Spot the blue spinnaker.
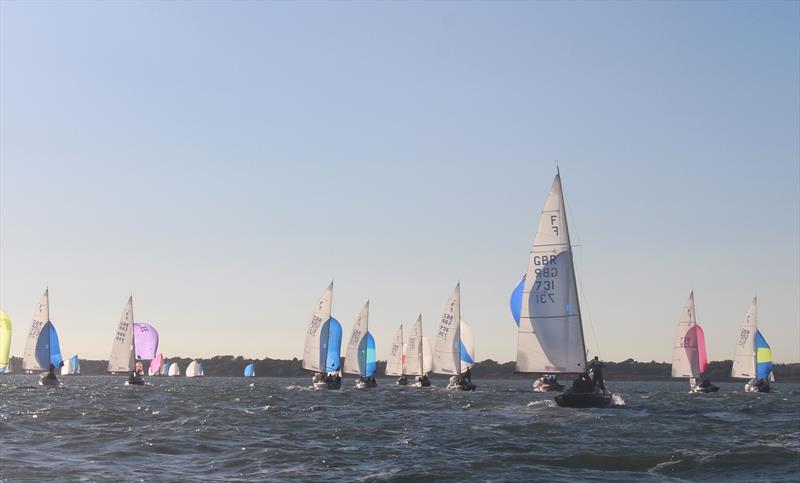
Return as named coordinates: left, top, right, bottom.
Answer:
left=163, top=362, right=171, bottom=375
left=325, top=317, right=342, bottom=373
left=755, top=330, right=772, bottom=380
left=244, top=362, right=255, bottom=377
left=460, top=340, right=474, bottom=365
left=70, top=355, right=79, bottom=374
left=34, top=322, right=63, bottom=369
left=364, top=332, right=377, bottom=377
left=510, top=275, right=525, bottom=327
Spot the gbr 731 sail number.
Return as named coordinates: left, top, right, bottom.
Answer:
left=533, top=255, right=558, bottom=303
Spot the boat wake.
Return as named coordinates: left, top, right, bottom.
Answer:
left=610, top=393, right=626, bottom=406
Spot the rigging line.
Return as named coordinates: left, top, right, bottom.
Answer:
left=562, top=187, right=602, bottom=359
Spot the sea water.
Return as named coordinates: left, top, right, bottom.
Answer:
left=1, top=377, right=798, bottom=481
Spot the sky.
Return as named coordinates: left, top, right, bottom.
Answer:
left=1, top=1, right=798, bottom=365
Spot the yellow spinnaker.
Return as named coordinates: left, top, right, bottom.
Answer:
left=0, top=309, right=11, bottom=373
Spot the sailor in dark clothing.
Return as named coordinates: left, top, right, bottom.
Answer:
left=463, top=367, right=472, bottom=384
left=588, top=356, right=606, bottom=394
left=45, top=363, right=58, bottom=380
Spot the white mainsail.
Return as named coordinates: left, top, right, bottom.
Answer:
left=107, top=296, right=135, bottom=373
left=516, top=171, right=587, bottom=374
left=671, top=292, right=702, bottom=378
left=385, top=324, right=405, bottom=376
left=432, top=283, right=461, bottom=375
left=405, top=315, right=425, bottom=376
left=302, top=282, right=333, bottom=373
left=22, top=289, right=50, bottom=371
left=460, top=319, right=475, bottom=372
left=732, top=297, right=758, bottom=378
left=343, top=301, right=369, bottom=375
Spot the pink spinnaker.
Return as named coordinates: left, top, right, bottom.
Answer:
left=149, top=353, right=163, bottom=375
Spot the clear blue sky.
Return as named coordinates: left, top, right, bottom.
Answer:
left=1, top=1, right=798, bottom=364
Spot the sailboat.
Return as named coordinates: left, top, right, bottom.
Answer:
left=405, top=315, right=433, bottom=387
left=432, top=283, right=476, bottom=391
left=107, top=296, right=145, bottom=385
left=302, top=282, right=343, bottom=390
left=0, top=309, right=11, bottom=375
left=515, top=169, right=614, bottom=407
left=167, top=361, right=181, bottom=376
left=732, top=296, right=774, bottom=393
left=186, top=360, right=204, bottom=377
left=671, top=292, right=718, bottom=393
left=385, top=324, right=407, bottom=385
left=23, top=289, right=64, bottom=386
left=149, top=353, right=164, bottom=376
left=244, top=362, right=255, bottom=377
left=61, top=355, right=80, bottom=376
left=343, top=301, right=378, bottom=389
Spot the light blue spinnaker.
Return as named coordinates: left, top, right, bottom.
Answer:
left=510, top=275, right=525, bottom=327
left=34, top=322, right=63, bottom=369
left=755, top=330, right=772, bottom=380
left=460, top=340, right=474, bottom=365
left=163, top=361, right=172, bottom=375
left=324, top=317, right=343, bottom=373
left=244, top=362, right=255, bottom=377
left=364, top=332, right=377, bottom=377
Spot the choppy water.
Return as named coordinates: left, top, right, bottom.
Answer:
left=1, top=376, right=798, bottom=481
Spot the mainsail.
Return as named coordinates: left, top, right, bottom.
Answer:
left=302, top=282, right=334, bottom=373
left=732, top=297, right=758, bottom=379
left=244, top=362, right=255, bottom=377
left=460, top=319, right=475, bottom=372
left=149, top=353, right=164, bottom=376
left=0, top=309, right=11, bottom=374
left=23, top=289, right=63, bottom=371
left=671, top=292, right=708, bottom=379
left=405, top=315, right=424, bottom=376
left=108, top=297, right=135, bottom=373
left=133, top=323, right=159, bottom=360
left=385, top=325, right=405, bottom=376
left=343, top=301, right=372, bottom=376
left=516, top=171, right=587, bottom=374
left=432, top=283, right=462, bottom=375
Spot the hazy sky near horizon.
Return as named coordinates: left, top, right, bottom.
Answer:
left=1, top=1, right=798, bottom=365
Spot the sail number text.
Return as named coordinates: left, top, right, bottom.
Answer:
left=532, top=254, right=558, bottom=303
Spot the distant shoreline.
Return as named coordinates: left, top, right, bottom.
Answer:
left=7, top=356, right=800, bottom=382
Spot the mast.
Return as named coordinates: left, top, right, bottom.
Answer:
left=557, top=168, right=589, bottom=371
left=752, top=295, right=758, bottom=378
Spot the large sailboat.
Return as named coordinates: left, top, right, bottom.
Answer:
left=732, top=296, right=774, bottom=393
left=23, top=289, right=64, bottom=386
left=343, top=301, right=378, bottom=389
left=671, top=292, right=718, bottom=393
left=432, top=283, right=476, bottom=391
left=107, top=296, right=145, bottom=385
left=0, top=309, right=11, bottom=374
left=302, top=282, right=343, bottom=390
left=405, top=315, right=433, bottom=387
left=515, top=169, right=613, bottom=407
left=385, top=324, right=407, bottom=385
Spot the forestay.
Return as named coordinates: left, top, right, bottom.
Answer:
left=108, top=297, right=135, bottom=373
left=516, top=172, right=586, bottom=375
left=302, top=282, right=333, bottom=373
left=385, top=325, right=405, bottom=376
left=432, top=283, right=462, bottom=375
left=732, top=297, right=758, bottom=378
left=344, top=301, right=370, bottom=376
left=671, top=292, right=708, bottom=379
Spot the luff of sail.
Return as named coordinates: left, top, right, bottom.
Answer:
left=385, top=325, right=405, bottom=376
left=344, top=301, right=370, bottom=376
left=23, top=289, right=51, bottom=371
left=405, top=315, right=425, bottom=376
left=732, top=297, right=758, bottom=378
left=0, top=309, right=11, bottom=374
left=671, top=292, right=708, bottom=379
left=516, top=172, right=587, bottom=375
left=302, top=282, right=333, bottom=373
left=432, top=283, right=461, bottom=375
left=108, top=297, right=135, bottom=373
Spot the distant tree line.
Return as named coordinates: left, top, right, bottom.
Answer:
left=6, top=356, right=799, bottom=381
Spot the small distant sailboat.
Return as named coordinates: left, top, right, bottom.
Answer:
left=0, top=309, right=11, bottom=375
left=671, top=292, right=718, bottom=393
left=732, top=296, right=774, bottom=393
left=167, top=362, right=181, bottom=376
left=244, top=362, right=255, bottom=377
left=302, top=282, right=343, bottom=390
left=405, top=315, right=432, bottom=387
left=432, top=283, right=476, bottom=391
left=515, top=169, right=615, bottom=407
left=23, top=289, right=64, bottom=386
left=385, top=324, right=407, bottom=385
left=107, top=296, right=145, bottom=386
left=344, top=301, right=377, bottom=389
left=61, top=355, right=80, bottom=376
left=148, top=353, right=164, bottom=376
left=186, top=360, right=204, bottom=378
